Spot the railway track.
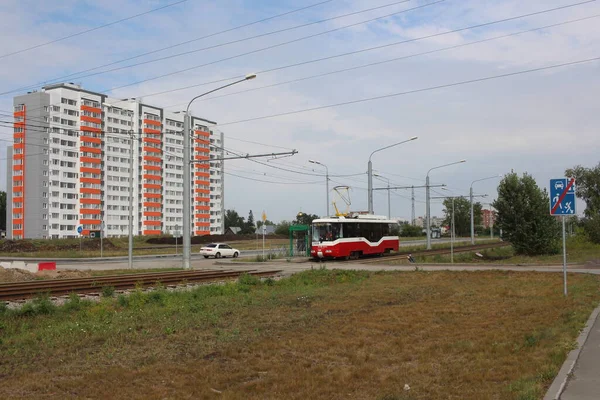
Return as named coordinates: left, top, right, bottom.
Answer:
left=0, top=269, right=281, bottom=301
left=360, top=242, right=511, bottom=264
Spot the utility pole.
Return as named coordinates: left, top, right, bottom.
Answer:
left=128, top=110, right=135, bottom=269
left=411, top=186, right=415, bottom=226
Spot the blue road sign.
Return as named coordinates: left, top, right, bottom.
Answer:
left=550, top=178, right=576, bottom=216
left=77, top=226, right=83, bottom=234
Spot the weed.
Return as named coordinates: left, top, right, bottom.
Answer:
left=0, top=301, right=7, bottom=315
left=63, top=293, right=82, bottom=312
left=31, top=294, right=56, bottom=315
left=238, top=273, right=260, bottom=286
left=147, top=290, right=166, bottom=306
left=263, top=277, right=275, bottom=286
left=117, top=294, right=129, bottom=307
left=101, top=286, right=115, bottom=298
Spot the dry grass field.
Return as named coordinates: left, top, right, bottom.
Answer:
left=1, top=269, right=599, bottom=399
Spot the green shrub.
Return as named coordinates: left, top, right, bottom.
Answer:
left=117, top=294, right=129, bottom=307
left=31, top=294, right=56, bottom=315
left=102, top=286, right=115, bottom=298
left=238, top=273, right=260, bottom=286
left=0, top=301, right=7, bottom=315
left=63, top=293, right=82, bottom=311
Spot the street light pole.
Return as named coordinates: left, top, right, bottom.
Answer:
left=368, top=137, right=418, bottom=214
left=470, top=174, right=502, bottom=244
left=128, top=111, right=134, bottom=269
left=426, top=160, right=466, bottom=249
left=183, top=74, right=257, bottom=269
left=309, top=160, right=329, bottom=217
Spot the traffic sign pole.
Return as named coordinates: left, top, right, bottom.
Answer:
left=562, top=216, right=567, bottom=297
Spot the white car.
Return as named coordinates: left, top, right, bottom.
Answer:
left=199, top=243, right=240, bottom=259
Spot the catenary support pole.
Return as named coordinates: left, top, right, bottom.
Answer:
left=183, top=112, right=191, bottom=269
left=470, top=186, right=474, bottom=244
left=128, top=113, right=134, bottom=270
left=426, top=175, right=431, bottom=249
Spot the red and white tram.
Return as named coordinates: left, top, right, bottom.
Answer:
left=311, top=215, right=399, bottom=260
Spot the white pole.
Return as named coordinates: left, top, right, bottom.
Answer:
left=100, top=223, right=103, bottom=258
left=426, top=175, right=431, bottom=249
left=451, top=198, right=455, bottom=264
left=128, top=113, right=134, bottom=270
left=563, top=216, right=567, bottom=296
left=182, top=112, right=191, bottom=269
left=262, top=228, right=265, bottom=260
left=367, top=160, right=373, bottom=214
left=470, top=186, right=474, bottom=244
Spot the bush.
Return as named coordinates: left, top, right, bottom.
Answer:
left=63, top=293, right=82, bottom=312
left=400, top=224, right=424, bottom=237
left=238, top=273, right=260, bottom=286
left=0, top=301, right=7, bottom=315
left=102, top=286, right=115, bottom=298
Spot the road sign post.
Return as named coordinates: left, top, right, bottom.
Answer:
left=100, top=222, right=105, bottom=258
left=262, top=211, right=267, bottom=261
left=174, top=225, right=180, bottom=256
left=550, top=178, right=576, bottom=297
left=77, top=226, right=83, bottom=252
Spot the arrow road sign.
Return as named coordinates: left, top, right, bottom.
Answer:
left=77, top=226, right=83, bottom=234
left=550, top=178, right=576, bottom=216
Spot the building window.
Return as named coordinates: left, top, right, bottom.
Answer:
left=43, top=203, right=47, bottom=209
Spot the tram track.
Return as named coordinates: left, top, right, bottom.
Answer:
left=359, top=242, right=511, bottom=264
left=0, top=269, right=282, bottom=301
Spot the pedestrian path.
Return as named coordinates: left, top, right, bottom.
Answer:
left=560, top=310, right=600, bottom=399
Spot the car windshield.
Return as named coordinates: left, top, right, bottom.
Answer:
left=205, top=244, right=217, bottom=248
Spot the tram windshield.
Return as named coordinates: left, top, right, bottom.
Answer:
left=312, top=223, right=342, bottom=242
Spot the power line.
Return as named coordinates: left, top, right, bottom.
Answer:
left=215, top=56, right=600, bottom=126
left=0, top=0, right=335, bottom=96
left=5, top=1, right=593, bottom=120
left=0, top=0, right=189, bottom=60
left=164, top=13, right=600, bottom=108
left=225, top=171, right=322, bottom=185
left=3, top=0, right=416, bottom=92
left=102, top=1, right=445, bottom=93
left=121, top=0, right=597, bottom=104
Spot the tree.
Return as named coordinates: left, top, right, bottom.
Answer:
left=442, top=197, right=482, bottom=237
left=224, top=209, right=245, bottom=230
left=0, top=191, right=6, bottom=231
left=293, top=212, right=319, bottom=226
left=566, top=163, right=600, bottom=243
left=275, top=221, right=291, bottom=235
left=242, top=210, right=256, bottom=234
left=493, top=172, right=561, bottom=255
left=257, top=219, right=274, bottom=228
left=400, top=224, right=424, bottom=237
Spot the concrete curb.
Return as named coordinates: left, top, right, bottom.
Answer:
left=543, top=304, right=600, bottom=400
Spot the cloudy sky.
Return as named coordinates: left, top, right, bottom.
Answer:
left=0, top=0, right=598, bottom=222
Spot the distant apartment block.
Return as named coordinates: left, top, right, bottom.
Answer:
left=6, top=83, right=224, bottom=239
left=481, top=208, right=497, bottom=229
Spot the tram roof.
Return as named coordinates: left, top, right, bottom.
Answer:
left=312, top=215, right=398, bottom=224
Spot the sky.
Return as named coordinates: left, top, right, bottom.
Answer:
left=0, top=0, right=598, bottom=222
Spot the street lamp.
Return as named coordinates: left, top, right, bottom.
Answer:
left=373, top=173, right=391, bottom=219
left=470, top=174, right=502, bottom=244
left=309, top=159, right=329, bottom=217
left=183, top=73, right=257, bottom=269
left=426, top=160, right=466, bottom=249
left=368, top=136, right=418, bottom=214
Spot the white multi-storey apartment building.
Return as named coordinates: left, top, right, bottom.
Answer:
left=6, top=83, right=224, bottom=239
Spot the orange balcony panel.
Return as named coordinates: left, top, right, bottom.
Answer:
left=196, top=189, right=210, bottom=195
left=14, top=110, right=25, bottom=117
left=81, top=146, right=102, bottom=154
left=195, top=164, right=209, bottom=170
left=13, top=197, right=24, bottom=203
left=13, top=218, right=23, bottom=225
left=143, top=155, right=161, bottom=163
left=195, top=222, right=210, bottom=227
left=81, top=105, right=102, bottom=114
left=143, top=230, right=162, bottom=235
left=143, top=128, right=161, bottom=134
left=194, top=180, right=209, bottom=185
left=80, top=167, right=102, bottom=174
left=194, top=171, right=210, bottom=177
left=143, top=184, right=161, bottom=190
left=80, top=115, right=102, bottom=124
left=14, top=143, right=24, bottom=150
left=195, top=231, right=210, bottom=236
left=143, top=137, right=161, bottom=145
left=81, top=156, right=102, bottom=164
left=195, top=196, right=209, bottom=201
left=13, top=207, right=23, bottom=214
left=80, top=219, right=101, bottom=225
left=143, top=202, right=162, bottom=208
left=144, top=193, right=162, bottom=199
left=143, top=174, right=162, bottom=181
left=196, top=147, right=210, bottom=153
left=194, top=130, right=210, bottom=137
left=13, top=164, right=24, bottom=171
left=195, top=213, right=210, bottom=218
left=14, top=133, right=24, bottom=139
left=13, top=175, right=23, bottom=181
left=143, top=165, right=162, bottom=172
left=13, top=154, right=24, bottom=160
left=81, top=126, right=102, bottom=133
left=14, top=121, right=25, bottom=127
left=80, top=188, right=101, bottom=194
left=13, top=229, right=24, bottom=236
left=144, top=220, right=162, bottom=226
left=80, top=199, right=102, bottom=205
left=80, top=209, right=101, bottom=215
left=80, top=178, right=101, bottom=185
left=144, top=119, right=162, bottom=127
left=80, top=136, right=103, bottom=145
left=195, top=205, right=210, bottom=211
left=194, top=138, right=209, bottom=143
left=194, top=155, right=209, bottom=161
left=144, top=146, right=162, bottom=154
left=143, top=211, right=162, bottom=217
